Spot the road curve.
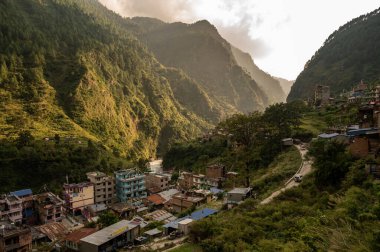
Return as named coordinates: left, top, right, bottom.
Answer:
left=260, top=144, right=312, bottom=205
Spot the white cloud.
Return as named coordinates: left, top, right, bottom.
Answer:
left=99, top=0, right=380, bottom=80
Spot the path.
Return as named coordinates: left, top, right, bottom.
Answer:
left=260, top=144, right=313, bottom=205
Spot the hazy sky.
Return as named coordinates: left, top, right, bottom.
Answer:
left=99, top=0, right=379, bottom=80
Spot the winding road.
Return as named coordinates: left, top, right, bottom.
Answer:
left=260, top=144, right=313, bottom=205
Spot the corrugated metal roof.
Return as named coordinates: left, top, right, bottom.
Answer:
left=190, top=208, right=217, bottom=221
left=10, top=189, right=32, bottom=197
left=80, top=220, right=138, bottom=246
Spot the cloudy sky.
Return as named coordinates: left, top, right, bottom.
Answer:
left=99, top=0, right=379, bottom=80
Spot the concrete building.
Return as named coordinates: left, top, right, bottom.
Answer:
left=63, top=183, right=94, bottom=216
left=10, top=189, right=34, bottom=225
left=86, top=172, right=115, bottom=205
left=206, top=164, right=225, bottom=180
left=227, top=188, right=252, bottom=204
left=178, top=218, right=193, bottom=235
left=34, top=192, right=64, bottom=224
left=315, top=85, right=330, bottom=106
left=79, top=220, right=139, bottom=252
left=167, top=194, right=205, bottom=213
left=145, top=173, right=170, bottom=194
left=0, top=194, right=23, bottom=224
left=178, top=172, right=194, bottom=190
left=0, top=221, right=32, bottom=252
left=115, top=169, right=146, bottom=204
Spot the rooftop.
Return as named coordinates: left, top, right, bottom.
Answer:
left=88, top=204, right=108, bottom=213
left=173, top=194, right=204, bottom=203
left=63, top=182, right=93, bottom=189
left=190, top=208, right=218, bottom=221
left=144, top=210, right=176, bottom=223
left=37, top=222, right=69, bottom=241
left=178, top=218, right=193, bottom=225
left=146, top=194, right=166, bottom=205
left=158, top=189, right=180, bottom=202
left=80, top=220, right=138, bottom=246
left=318, top=133, right=340, bottom=139
left=228, top=187, right=251, bottom=195
left=86, top=171, right=107, bottom=178
left=144, top=228, right=162, bottom=236
left=10, top=189, right=33, bottom=197
left=65, top=228, right=97, bottom=243
left=34, top=192, right=64, bottom=206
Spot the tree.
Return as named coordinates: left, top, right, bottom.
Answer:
left=97, top=211, right=119, bottom=229
left=16, top=130, right=34, bottom=148
left=308, top=139, right=352, bottom=188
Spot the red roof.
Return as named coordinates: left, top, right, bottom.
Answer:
left=65, top=228, right=98, bottom=243
left=147, top=194, right=165, bottom=205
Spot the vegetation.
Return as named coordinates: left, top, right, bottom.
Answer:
left=188, top=137, right=380, bottom=251
left=0, top=132, right=131, bottom=193
left=164, top=102, right=305, bottom=187
left=288, top=7, right=380, bottom=101
left=97, top=211, right=120, bottom=229
left=133, top=18, right=269, bottom=114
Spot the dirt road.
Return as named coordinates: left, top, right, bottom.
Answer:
left=260, top=144, right=312, bottom=205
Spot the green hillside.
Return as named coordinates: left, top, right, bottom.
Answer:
left=0, top=0, right=221, bottom=158
left=132, top=18, right=269, bottom=114
left=288, top=7, right=380, bottom=101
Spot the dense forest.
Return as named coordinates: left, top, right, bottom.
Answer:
left=288, top=7, right=380, bottom=101
left=0, top=0, right=285, bottom=162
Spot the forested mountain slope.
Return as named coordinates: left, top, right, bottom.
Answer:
left=132, top=17, right=269, bottom=114
left=0, top=0, right=223, bottom=158
left=288, top=7, right=380, bottom=101
left=231, top=46, right=286, bottom=103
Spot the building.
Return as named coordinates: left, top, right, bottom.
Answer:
left=145, top=173, right=170, bottom=194
left=146, top=159, right=163, bottom=173
left=315, top=85, right=330, bottom=106
left=178, top=172, right=194, bottom=189
left=167, top=194, right=205, bottom=213
left=115, top=169, right=147, bottom=204
left=0, top=194, right=23, bottom=224
left=227, top=188, right=252, bottom=204
left=163, top=208, right=217, bottom=235
left=79, top=220, right=140, bottom=252
left=178, top=219, right=193, bottom=235
left=143, top=209, right=176, bottom=223
left=108, top=203, right=136, bottom=219
left=63, top=183, right=94, bottom=216
left=34, top=192, right=64, bottom=224
left=65, top=228, right=97, bottom=251
left=206, top=164, right=225, bottom=180
left=86, top=172, right=115, bottom=205
left=10, top=189, right=34, bottom=225
left=0, top=221, right=32, bottom=252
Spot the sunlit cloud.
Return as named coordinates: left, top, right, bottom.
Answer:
left=99, top=0, right=380, bottom=80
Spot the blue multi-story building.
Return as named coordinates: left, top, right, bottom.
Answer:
left=115, top=169, right=147, bottom=204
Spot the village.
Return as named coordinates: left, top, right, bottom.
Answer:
left=1, top=81, right=380, bottom=252
left=0, top=155, right=256, bottom=252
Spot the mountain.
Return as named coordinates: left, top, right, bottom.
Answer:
left=231, top=46, right=286, bottom=103
left=275, top=77, right=294, bottom=97
left=288, top=7, right=380, bottom=101
left=0, top=0, right=220, bottom=158
left=131, top=17, right=269, bottom=114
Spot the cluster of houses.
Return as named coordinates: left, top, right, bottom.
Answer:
left=314, top=81, right=380, bottom=107
left=0, top=159, right=254, bottom=251
left=316, top=82, right=380, bottom=178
